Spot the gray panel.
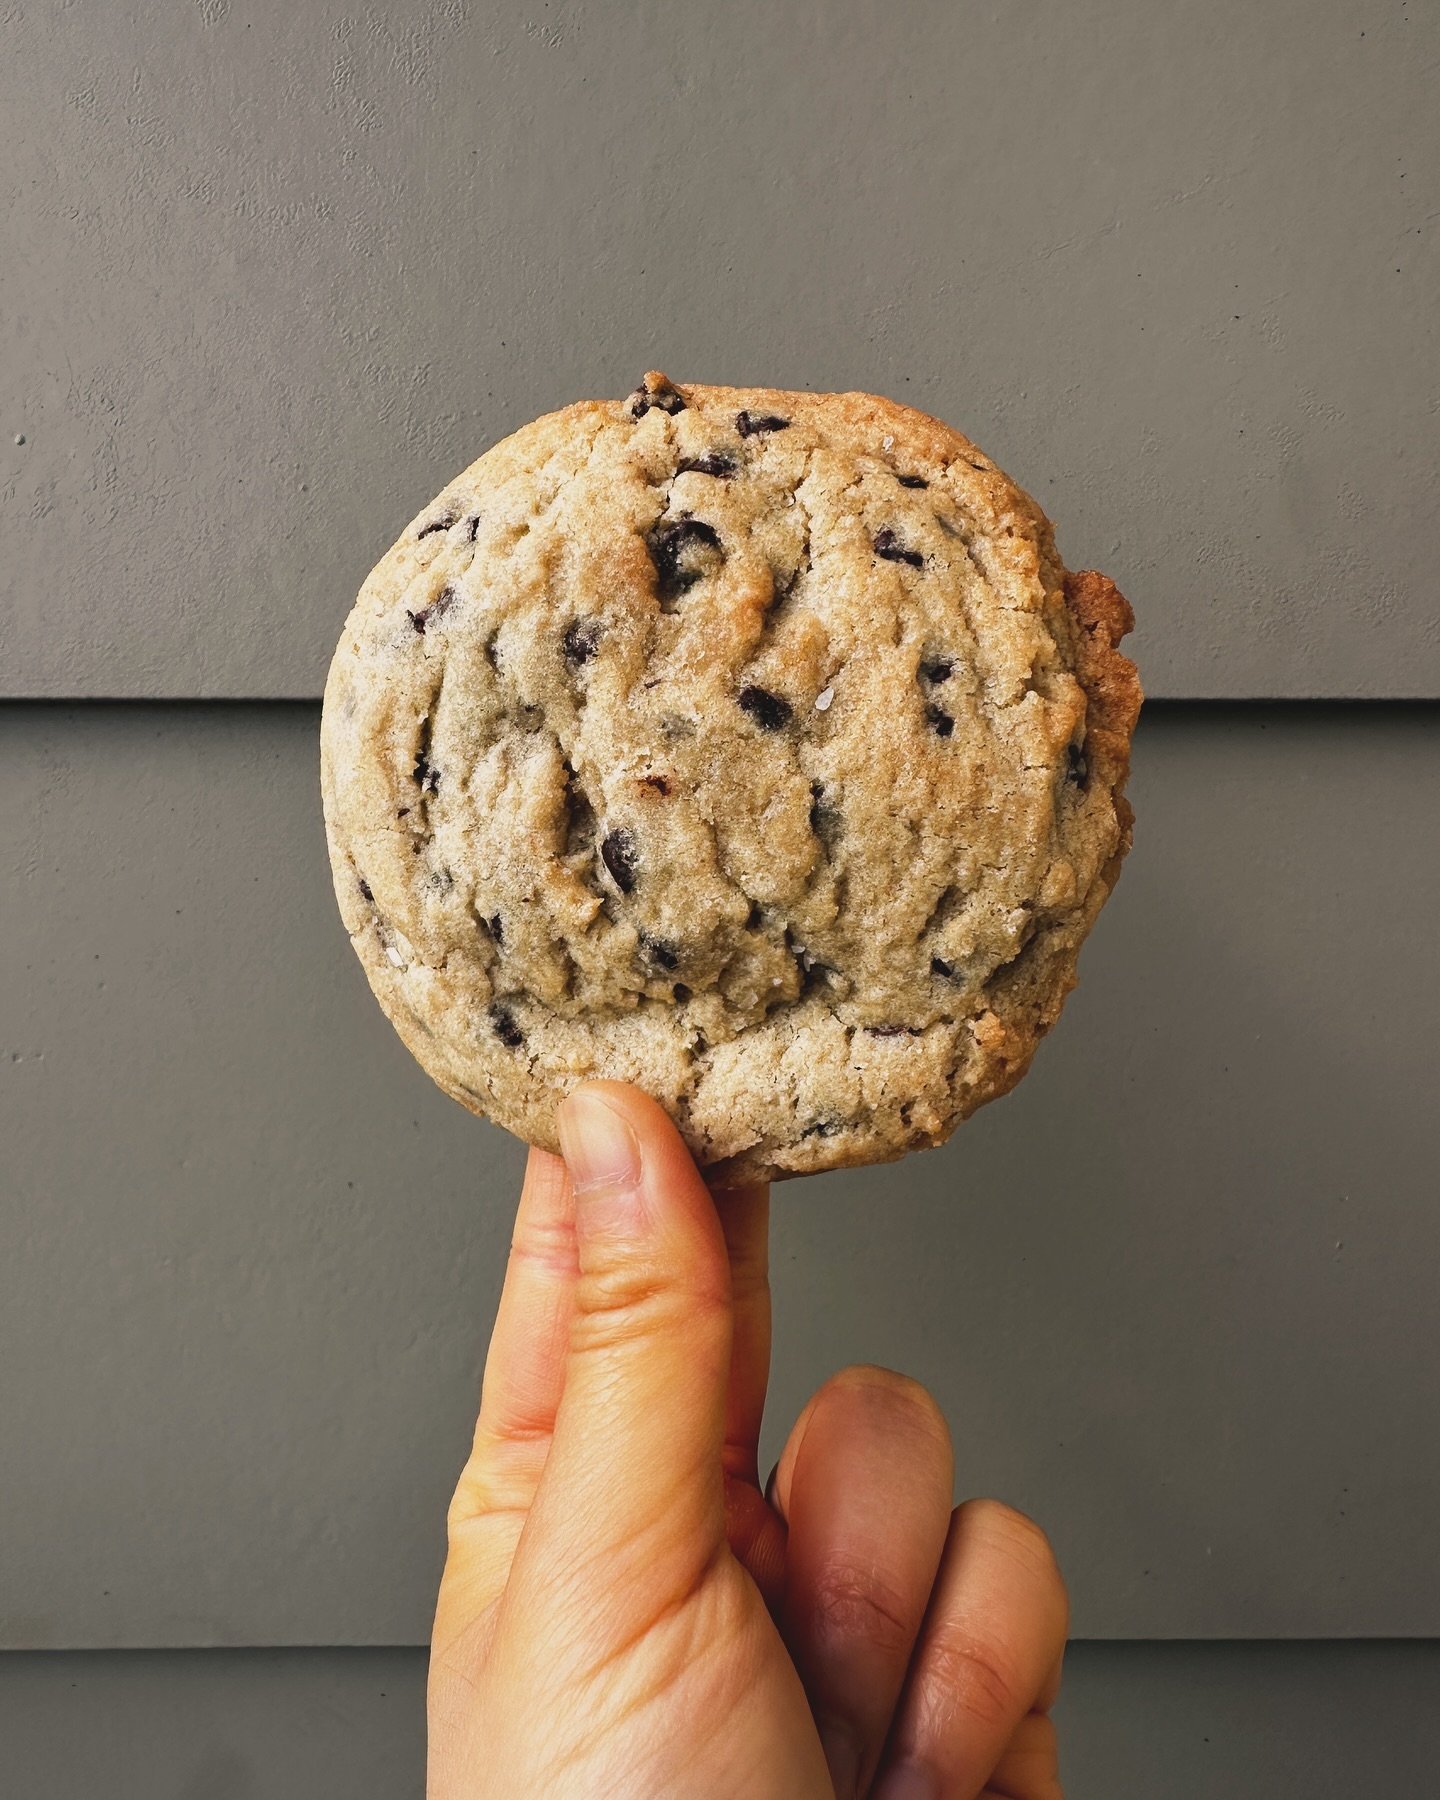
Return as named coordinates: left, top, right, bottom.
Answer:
left=2, top=0, right=1437, bottom=701
left=0, top=1649, right=425, bottom=1800
left=2, top=705, right=1438, bottom=1646
left=3, top=1643, right=1439, bottom=1800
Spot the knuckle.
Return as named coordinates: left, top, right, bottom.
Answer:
left=572, top=1261, right=727, bottom=1352
left=921, top=1627, right=1026, bottom=1734
left=808, top=1557, right=916, bottom=1660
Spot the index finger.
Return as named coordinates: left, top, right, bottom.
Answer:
left=713, top=1181, right=771, bottom=1485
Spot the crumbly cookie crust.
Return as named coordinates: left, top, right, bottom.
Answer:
left=322, top=374, right=1140, bottom=1182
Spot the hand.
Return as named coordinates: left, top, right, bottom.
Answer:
left=429, top=1081, right=1068, bottom=1799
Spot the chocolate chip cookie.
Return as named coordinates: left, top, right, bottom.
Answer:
left=321, top=373, right=1140, bottom=1182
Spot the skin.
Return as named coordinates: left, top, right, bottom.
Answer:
left=430, top=1081, right=1069, bottom=1799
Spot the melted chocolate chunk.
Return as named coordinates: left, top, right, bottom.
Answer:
left=676, top=451, right=738, bottom=478
left=415, top=510, right=457, bottom=540
left=931, top=956, right=957, bottom=979
left=640, top=933, right=679, bottom=971
left=628, top=374, right=686, bottom=418
left=736, top=410, right=790, bottom=437
left=1067, top=742, right=1090, bottom=788
left=673, top=982, right=693, bottom=1003
left=874, top=528, right=924, bottom=568
left=490, top=1004, right=524, bottom=1049
left=919, top=656, right=954, bottom=684
left=357, top=877, right=374, bottom=903
left=600, top=828, right=638, bottom=894
left=896, top=473, right=929, bottom=489
left=407, top=584, right=458, bottom=634
left=562, top=617, right=602, bottom=667
left=925, top=704, right=955, bottom=738
left=648, top=517, right=724, bottom=606
left=737, top=685, right=792, bottom=731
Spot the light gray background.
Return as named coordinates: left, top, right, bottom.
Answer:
left=2, top=0, right=1437, bottom=699
left=3, top=0, right=1437, bottom=1791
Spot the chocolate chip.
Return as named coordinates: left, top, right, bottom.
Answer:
left=357, top=877, right=374, bottom=903
left=407, top=584, right=458, bottom=634
left=647, top=517, right=724, bottom=607
left=1067, top=742, right=1089, bottom=787
left=640, top=773, right=672, bottom=796
left=628, top=373, right=686, bottom=418
left=925, top=704, right=955, bottom=738
left=465, top=514, right=481, bottom=542
left=640, top=933, right=679, bottom=971
left=738, top=685, right=792, bottom=731
left=919, top=656, right=954, bottom=684
left=736, top=410, right=790, bottom=437
left=416, top=510, right=457, bottom=539
left=676, top=451, right=738, bottom=478
left=562, top=617, right=602, bottom=666
left=673, top=982, right=693, bottom=1003
left=897, top=474, right=929, bottom=489
left=600, top=829, right=638, bottom=894
left=490, top=1005, right=524, bottom=1049
left=931, top=956, right=957, bottom=979
left=874, top=528, right=924, bottom=568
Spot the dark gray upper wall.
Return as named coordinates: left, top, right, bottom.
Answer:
left=3, top=0, right=1435, bottom=700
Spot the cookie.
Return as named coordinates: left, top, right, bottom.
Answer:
left=321, top=373, right=1140, bottom=1183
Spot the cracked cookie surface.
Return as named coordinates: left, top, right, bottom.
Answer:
left=321, top=373, right=1140, bottom=1182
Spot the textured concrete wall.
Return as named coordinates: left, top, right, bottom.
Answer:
left=3, top=0, right=1437, bottom=699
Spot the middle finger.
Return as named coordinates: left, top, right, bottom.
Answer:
left=773, top=1365, right=954, bottom=1799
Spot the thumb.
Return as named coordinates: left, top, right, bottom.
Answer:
left=517, top=1081, right=734, bottom=1583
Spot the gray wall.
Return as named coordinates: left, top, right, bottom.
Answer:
left=5, top=705, right=1439, bottom=1646
left=3, top=0, right=1437, bottom=700
left=2, top=0, right=1436, bottom=1791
